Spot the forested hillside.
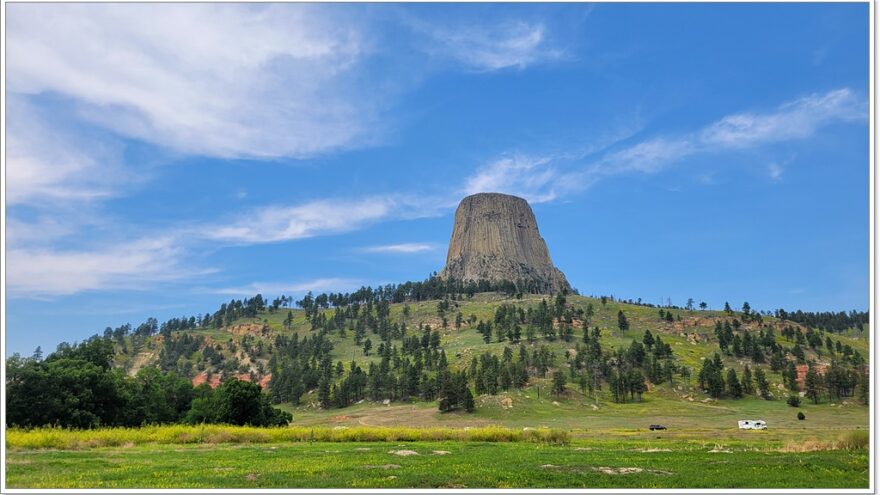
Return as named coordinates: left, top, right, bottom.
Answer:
left=10, top=275, right=866, bottom=429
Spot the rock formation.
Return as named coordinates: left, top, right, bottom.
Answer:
left=440, top=193, right=571, bottom=293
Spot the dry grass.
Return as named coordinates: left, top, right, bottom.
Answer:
left=778, top=430, right=869, bottom=452
left=6, top=425, right=569, bottom=450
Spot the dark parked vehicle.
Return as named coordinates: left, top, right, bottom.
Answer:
left=648, top=424, right=667, bottom=431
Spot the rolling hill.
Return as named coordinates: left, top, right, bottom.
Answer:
left=109, top=290, right=869, bottom=431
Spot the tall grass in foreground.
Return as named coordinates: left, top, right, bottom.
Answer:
left=7, top=425, right=569, bottom=450
left=779, top=430, right=869, bottom=452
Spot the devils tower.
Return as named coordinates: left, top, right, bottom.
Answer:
left=440, top=193, right=571, bottom=293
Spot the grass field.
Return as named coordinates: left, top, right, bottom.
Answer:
left=282, top=387, right=869, bottom=431
left=5, top=427, right=869, bottom=489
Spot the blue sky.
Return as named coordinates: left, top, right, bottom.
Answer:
left=5, top=3, right=869, bottom=355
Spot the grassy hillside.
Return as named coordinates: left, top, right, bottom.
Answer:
left=109, top=292, right=869, bottom=431
left=118, top=292, right=870, bottom=373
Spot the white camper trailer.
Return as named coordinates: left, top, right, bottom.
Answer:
left=738, top=420, right=767, bottom=430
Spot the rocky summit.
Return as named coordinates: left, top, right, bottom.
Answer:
left=439, top=192, right=571, bottom=293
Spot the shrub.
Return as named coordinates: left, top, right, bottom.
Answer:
left=786, top=395, right=801, bottom=407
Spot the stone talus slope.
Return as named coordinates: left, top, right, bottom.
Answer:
left=440, top=193, right=571, bottom=293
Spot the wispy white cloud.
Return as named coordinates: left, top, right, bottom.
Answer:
left=764, top=155, right=796, bottom=183
left=359, top=243, right=439, bottom=254
left=698, top=89, right=864, bottom=149
left=412, top=19, right=563, bottom=71
left=5, top=216, right=79, bottom=248
left=5, top=97, right=129, bottom=207
left=204, top=197, right=397, bottom=244
left=464, top=154, right=562, bottom=203
left=201, top=195, right=448, bottom=245
left=596, top=89, right=863, bottom=176
left=463, top=88, right=866, bottom=202
left=460, top=122, right=645, bottom=202
left=6, top=4, right=381, bottom=159
left=4, top=4, right=387, bottom=298
left=6, top=193, right=450, bottom=298
left=767, top=163, right=784, bottom=181
left=208, top=278, right=363, bottom=297
left=6, top=237, right=211, bottom=298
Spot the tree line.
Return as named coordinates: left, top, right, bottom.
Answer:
left=6, top=337, right=289, bottom=429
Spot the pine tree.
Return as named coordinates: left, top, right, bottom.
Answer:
left=755, top=367, right=771, bottom=400
left=552, top=370, right=567, bottom=397
left=785, top=361, right=799, bottom=391
left=742, top=365, right=754, bottom=395
left=318, top=377, right=332, bottom=409
left=463, top=388, right=476, bottom=413
left=702, top=353, right=725, bottom=398
left=805, top=366, right=823, bottom=404
left=857, top=370, right=870, bottom=405
left=617, top=311, right=629, bottom=332
left=726, top=369, right=743, bottom=398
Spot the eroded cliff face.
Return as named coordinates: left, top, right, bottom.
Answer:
left=439, top=193, right=570, bottom=293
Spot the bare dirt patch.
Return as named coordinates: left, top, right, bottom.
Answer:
left=363, top=464, right=400, bottom=470
left=388, top=450, right=420, bottom=456
left=594, top=466, right=672, bottom=475
left=432, top=450, right=451, bottom=455
left=595, top=466, right=644, bottom=475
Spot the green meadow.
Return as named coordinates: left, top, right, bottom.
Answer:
left=5, top=426, right=868, bottom=489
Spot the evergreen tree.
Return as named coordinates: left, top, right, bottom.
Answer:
left=755, top=367, right=771, bottom=399
left=617, top=311, right=629, bottom=332
left=784, top=361, right=799, bottom=391
left=741, top=365, right=754, bottom=395
left=805, top=366, right=823, bottom=404
left=552, top=370, right=567, bottom=397
left=726, top=369, right=743, bottom=398
left=463, top=387, right=476, bottom=412
left=857, top=370, right=870, bottom=405
left=318, top=377, right=332, bottom=409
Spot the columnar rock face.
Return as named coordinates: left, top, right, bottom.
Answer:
left=440, top=193, right=571, bottom=293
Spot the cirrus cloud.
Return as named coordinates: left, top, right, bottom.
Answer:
left=6, top=3, right=381, bottom=159
left=359, top=243, right=439, bottom=254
